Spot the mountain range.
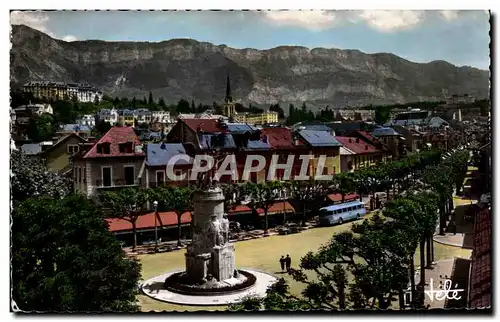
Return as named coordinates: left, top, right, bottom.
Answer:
left=10, top=24, right=490, bottom=110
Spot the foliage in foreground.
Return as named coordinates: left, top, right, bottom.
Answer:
left=12, top=195, right=142, bottom=312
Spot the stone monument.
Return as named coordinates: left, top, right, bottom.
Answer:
left=185, top=186, right=236, bottom=283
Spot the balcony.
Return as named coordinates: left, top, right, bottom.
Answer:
left=95, top=178, right=139, bottom=189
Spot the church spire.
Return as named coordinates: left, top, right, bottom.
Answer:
left=225, top=75, right=232, bottom=102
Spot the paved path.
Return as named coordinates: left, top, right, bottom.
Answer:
left=413, top=257, right=471, bottom=309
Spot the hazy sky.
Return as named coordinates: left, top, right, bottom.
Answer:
left=11, top=10, right=490, bottom=69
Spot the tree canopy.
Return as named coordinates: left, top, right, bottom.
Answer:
left=11, top=149, right=71, bottom=203
left=12, top=194, right=142, bottom=312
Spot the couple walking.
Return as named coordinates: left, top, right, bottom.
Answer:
left=279, top=254, right=291, bottom=272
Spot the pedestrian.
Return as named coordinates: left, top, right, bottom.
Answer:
left=285, top=254, right=291, bottom=272
left=279, top=255, right=285, bottom=272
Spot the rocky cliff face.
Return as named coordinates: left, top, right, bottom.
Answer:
left=10, top=24, right=489, bottom=109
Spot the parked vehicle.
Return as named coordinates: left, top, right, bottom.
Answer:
left=318, top=200, right=367, bottom=226
left=277, top=223, right=300, bottom=235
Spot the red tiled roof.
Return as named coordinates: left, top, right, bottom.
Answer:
left=106, top=211, right=192, bottom=232
left=256, top=201, right=295, bottom=215
left=357, top=131, right=378, bottom=145
left=260, top=127, right=305, bottom=149
left=84, top=126, right=145, bottom=159
left=335, top=136, right=381, bottom=154
left=181, top=119, right=223, bottom=133
left=328, top=193, right=360, bottom=203
left=469, top=208, right=492, bottom=308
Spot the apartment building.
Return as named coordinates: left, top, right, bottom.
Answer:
left=22, top=81, right=103, bottom=103
left=72, top=126, right=146, bottom=199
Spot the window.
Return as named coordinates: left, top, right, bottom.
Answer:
left=83, top=168, right=86, bottom=183
left=156, top=170, right=165, bottom=186
left=119, top=142, right=133, bottom=153
left=78, top=167, right=82, bottom=183
left=124, top=166, right=135, bottom=185
left=97, top=143, right=110, bottom=154
left=101, top=167, right=112, bottom=187
left=67, top=144, right=79, bottom=155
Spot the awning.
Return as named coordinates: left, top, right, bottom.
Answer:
left=327, top=193, right=359, bottom=203
left=106, top=211, right=192, bottom=232
left=256, top=201, right=295, bottom=216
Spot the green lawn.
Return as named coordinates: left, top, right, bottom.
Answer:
left=138, top=213, right=471, bottom=312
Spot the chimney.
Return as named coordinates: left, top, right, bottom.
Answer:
left=348, top=138, right=352, bottom=143
left=355, top=138, right=359, bottom=143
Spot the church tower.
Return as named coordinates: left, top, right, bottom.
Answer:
left=222, top=75, right=236, bottom=118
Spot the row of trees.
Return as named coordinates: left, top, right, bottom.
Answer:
left=99, top=150, right=444, bottom=250
left=229, top=149, right=470, bottom=311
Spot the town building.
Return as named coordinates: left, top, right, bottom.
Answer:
left=446, top=94, right=475, bottom=106
left=76, top=114, right=96, bottom=127
left=135, top=108, right=153, bottom=124
left=334, top=136, right=384, bottom=172
left=295, top=130, right=342, bottom=177
left=117, top=109, right=136, bottom=127
left=371, top=127, right=406, bottom=159
left=177, top=112, right=229, bottom=120
left=219, top=76, right=279, bottom=125
left=22, top=81, right=103, bottom=103
left=152, top=110, right=172, bottom=124
left=97, top=108, right=119, bottom=125
left=142, top=143, right=194, bottom=188
left=13, top=104, right=54, bottom=126
left=72, top=126, right=146, bottom=198
left=56, top=124, right=92, bottom=139
left=41, top=133, right=88, bottom=174
left=336, top=109, right=375, bottom=121
left=234, top=111, right=279, bottom=125
left=389, top=108, right=430, bottom=126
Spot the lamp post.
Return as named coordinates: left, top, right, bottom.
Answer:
left=153, top=200, right=159, bottom=252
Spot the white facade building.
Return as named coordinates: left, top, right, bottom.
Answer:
left=76, top=114, right=96, bottom=127
left=135, top=108, right=153, bottom=124
left=152, top=110, right=172, bottom=123
left=97, top=108, right=119, bottom=125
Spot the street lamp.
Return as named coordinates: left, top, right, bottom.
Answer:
left=153, top=200, right=159, bottom=252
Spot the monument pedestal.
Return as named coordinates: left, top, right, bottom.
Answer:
left=212, top=244, right=236, bottom=281
left=185, top=187, right=235, bottom=283
left=185, top=252, right=211, bottom=283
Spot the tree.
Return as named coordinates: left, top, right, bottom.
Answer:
left=191, top=100, right=196, bottom=113
left=94, top=120, right=112, bottom=136
left=164, top=187, right=193, bottom=247
left=330, top=172, right=356, bottom=202
left=219, top=183, right=246, bottom=214
left=289, top=180, right=328, bottom=226
left=94, top=94, right=100, bottom=105
left=27, top=113, right=54, bottom=142
left=131, top=97, right=137, bottom=109
left=11, top=149, right=71, bottom=203
left=243, top=181, right=283, bottom=235
left=12, top=194, right=141, bottom=312
left=270, top=103, right=285, bottom=119
left=99, top=188, right=149, bottom=250
left=374, top=105, right=391, bottom=125
left=158, top=97, right=166, bottom=108
left=177, top=99, right=191, bottom=114
left=113, top=97, right=121, bottom=107
left=148, top=92, right=154, bottom=105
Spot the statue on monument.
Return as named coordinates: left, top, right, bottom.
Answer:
left=221, top=213, right=230, bottom=244
left=208, top=214, right=223, bottom=247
